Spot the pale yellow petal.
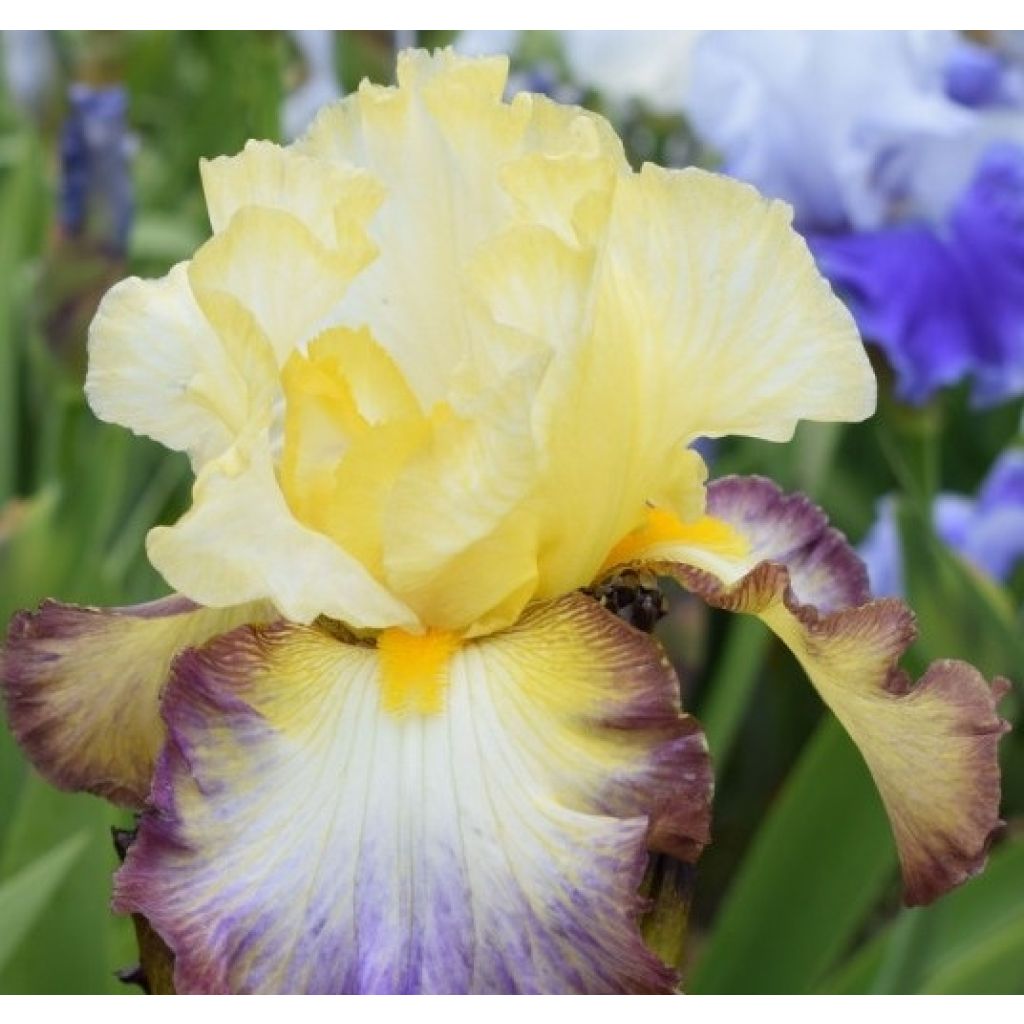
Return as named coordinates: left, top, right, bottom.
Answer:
left=86, top=264, right=254, bottom=467
left=395, top=502, right=541, bottom=638
left=187, top=206, right=373, bottom=365
left=147, top=432, right=417, bottom=630
left=303, top=418, right=428, bottom=579
left=602, top=165, right=876, bottom=443
left=279, top=327, right=427, bottom=577
left=380, top=354, right=545, bottom=603
left=300, top=51, right=623, bottom=409
left=200, top=139, right=384, bottom=249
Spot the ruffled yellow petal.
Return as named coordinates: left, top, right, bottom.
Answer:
left=300, top=49, right=623, bottom=409
left=187, top=206, right=373, bottom=365
left=86, top=49, right=880, bottom=635
left=278, top=336, right=545, bottom=631
left=380, top=355, right=545, bottom=617
left=147, top=432, right=417, bottom=630
left=86, top=264, right=264, bottom=468
left=470, top=160, right=871, bottom=602
left=598, top=165, right=876, bottom=444
left=471, top=223, right=666, bottom=597
left=200, top=139, right=385, bottom=249
left=390, top=500, right=541, bottom=639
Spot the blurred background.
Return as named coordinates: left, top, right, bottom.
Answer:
left=0, top=29, right=1021, bottom=995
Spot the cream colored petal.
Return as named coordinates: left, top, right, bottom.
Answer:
left=200, top=139, right=384, bottom=248
left=300, top=50, right=625, bottom=408
left=500, top=152, right=617, bottom=248
left=600, top=164, right=876, bottom=443
left=187, top=206, right=373, bottom=365
left=86, top=264, right=263, bottom=467
left=147, top=431, right=416, bottom=630
left=514, top=90, right=626, bottom=165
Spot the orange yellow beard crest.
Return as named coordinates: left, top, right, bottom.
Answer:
left=377, top=627, right=463, bottom=716
left=600, top=506, right=750, bottom=575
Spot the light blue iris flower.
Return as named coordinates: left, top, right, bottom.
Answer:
left=861, top=450, right=1024, bottom=597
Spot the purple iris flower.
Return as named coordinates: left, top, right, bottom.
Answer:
left=811, top=141, right=1024, bottom=407
left=945, top=39, right=1011, bottom=108
left=944, top=37, right=1024, bottom=109
left=686, top=31, right=1024, bottom=409
left=860, top=449, right=1024, bottom=597
left=59, top=83, right=134, bottom=255
left=685, top=31, right=971, bottom=233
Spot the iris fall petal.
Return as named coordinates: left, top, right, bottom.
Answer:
left=1, top=594, right=275, bottom=808
left=115, top=595, right=710, bottom=993
left=605, top=475, right=1008, bottom=905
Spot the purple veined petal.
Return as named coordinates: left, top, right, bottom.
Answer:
left=1, top=594, right=276, bottom=808
left=115, top=595, right=712, bottom=994
left=703, top=475, right=870, bottom=611
left=603, top=474, right=1008, bottom=907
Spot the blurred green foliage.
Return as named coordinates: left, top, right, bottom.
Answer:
left=0, top=30, right=1021, bottom=995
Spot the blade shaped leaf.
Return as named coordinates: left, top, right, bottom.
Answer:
left=0, top=832, right=88, bottom=973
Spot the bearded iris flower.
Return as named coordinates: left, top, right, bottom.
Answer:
left=1, top=50, right=1008, bottom=994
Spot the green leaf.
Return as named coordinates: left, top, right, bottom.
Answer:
left=0, top=777, right=133, bottom=994
left=688, top=716, right=897, bottom=994
left=923, top=915, right=1024, bottom=994
left=822, top=839, right=1024, bottom=994
left=792, top=421, right=843, bottom=499
left=874, top=397, right=943, bottom=515
left=897, top=496, right=1024, bottom=679
left=696, top=616, right=771, bottom=770
left=0, top=132, right=45, bottom=503
left=0, top=832, right=89, bottom=973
